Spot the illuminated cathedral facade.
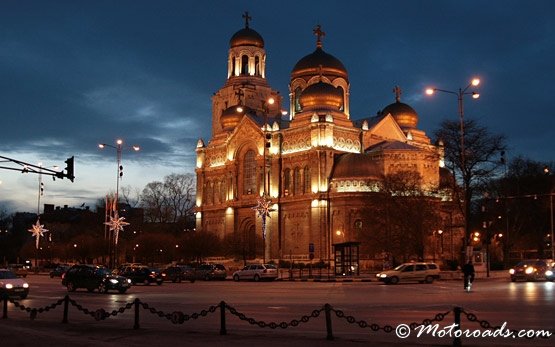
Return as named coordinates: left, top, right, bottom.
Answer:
left=195, top=15, right=461, bottom=265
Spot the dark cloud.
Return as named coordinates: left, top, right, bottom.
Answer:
left=1, top=0, right=554, bottom=211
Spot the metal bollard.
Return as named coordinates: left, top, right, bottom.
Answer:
left=324, top=303, right=334, bottom=340
left=453, top=306, right=462, bottom=347
left=133, top=298, right=140, bottom=330
left=220, top=301, right=227, bottom=335
left=62, top=295, right=69, bottom=323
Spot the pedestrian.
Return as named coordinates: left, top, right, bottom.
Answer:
left=462, top=260, right=475, bottom=291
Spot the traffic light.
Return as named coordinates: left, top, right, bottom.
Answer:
left=65, top=156, right=75, bottom=182
left=40, top=182, right=44, bottom=196
left=265, top=133, right=272, bottom=148
left=119, top=165, right=123, bottom=177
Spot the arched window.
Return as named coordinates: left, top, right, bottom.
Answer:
left=294, top=87, right=302, bottom=112
left=255, top=56, right=260, bottom=76
left=283, top=168, right=291, bottom=196
left=230, top=55, right=236, bottom=77
left=293, top=167, right=301, bottom=195
left=243, top=150, right=256, bottom=195
left=241, top=55, right=249, bottom=75
left=303, top=166, right=310, bottom=194
left=338, top=86, right=345, bottom=111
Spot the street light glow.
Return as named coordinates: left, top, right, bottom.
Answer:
left=472, top=92, right=480, bottom=99
left=425, top=88, right=434, bottom=95
left=472, top=78, right=480, bottom=86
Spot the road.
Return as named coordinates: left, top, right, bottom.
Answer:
left=1, top=275, right=553, bottom=346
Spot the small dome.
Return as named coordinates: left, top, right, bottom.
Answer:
left=230, top=28, right=264, bottom=48
left=299, top=81, right=343, bottom=110
left=332, top=153, right=381, bottom=180
left=381, top=101, right=419, bottom=129
left=220, top=105, right=250, bottom=131
left=291, top=48, right=348, bottom=80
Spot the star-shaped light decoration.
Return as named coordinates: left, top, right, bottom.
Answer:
left=252, top=194, right=275, bottom=239
left=28, top=218, right=48, bottom=249
left=104, top=211, right=130, bottom=245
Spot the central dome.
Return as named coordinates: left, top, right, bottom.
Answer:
left=230, top=27, right=264, bottom=48
left=291, top=47, right=348, bottom=80
left=220, top=105, right=251, bottom=131
left=299, top=81, right=343, bottom=110
left=381, top=101, right=419, bottom=130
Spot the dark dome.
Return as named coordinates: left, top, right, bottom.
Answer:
left=299, top=82, right=343, bottom=110
left=230, top=28, right=264, bottom=48
left=381, top=101, right=419, bottom=129
left=220, top=105, right=250, bottom=131
left=291, top=48, right=348, bottom=80
left=332, top=153, right=381, bottom=180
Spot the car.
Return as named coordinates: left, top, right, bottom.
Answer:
left=161, top=265, right=196, bottom=283
left=61, top=264, right=131, bottom=293
left=195, top=263, right=227, bottom=281
left=232, top=264, right=278, bottom=281
left=0, top=269, right=29, bottom=299
left=49, top=265, right=70, bottom=278
left=119, top=266, right=163, bottom=285
left=8, top=264, right=29, bottom=278
left=509, top=259, right=554, bottom=282
left=376, top=262, right=440, bottom=284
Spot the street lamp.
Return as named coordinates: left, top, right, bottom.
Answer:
left=426, top=78, right=481, bottom=260
left=98, top=139, right=139, bottom=268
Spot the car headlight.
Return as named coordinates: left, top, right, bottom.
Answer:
left=109, top=279, right=118, bottom=284
left=525, top=267, right=535, bottom=274
left=127, top=279, right=132, bottom=284
left=545, top=270, right=553, bottom=277
left=377, top=273, right=387, bottom=278
left=5, top=284, right=13, bottom=289
left=509, top=269, right=515, bottom=275
left=23, top=283, right=29, bottom=288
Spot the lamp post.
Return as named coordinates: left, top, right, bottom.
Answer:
left=426, top=78, right=480, bottom=261
left=98, top=139, right=139, bottom=268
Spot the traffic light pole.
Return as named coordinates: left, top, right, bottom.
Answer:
left=0, top=155, right=74, bottom=181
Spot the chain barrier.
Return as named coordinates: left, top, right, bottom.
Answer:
left=460, top=308, right=550, bottom=340
left=225, top=303, right=323, bottom=329
left=331, top=306, right=450, bottom=333
left=68, top=298, right=134, bottom=321
left=8, top=297, right=65, bottom=320
left=3, top=297, right=550, bottom=342
left=139, top=301, right=218, bottom=324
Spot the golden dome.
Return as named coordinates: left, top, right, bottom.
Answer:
left=332, top=153, right=381, bottom=180
left=381, top=101, right=419, bottom=129
left=230, top=28, right=264, bottom=48
left=299, top=81, right=343, bottom=110
left=220, top=105, right=249, bottom=131
left=291, top=48, right=348, bottom=80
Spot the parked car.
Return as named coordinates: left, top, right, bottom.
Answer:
left=49, top=265, right=70, bottom=278
left=61, top=264, right=131, bottom=293
left=0, top=269, right=29, bottom=299
left=161, top=265, right=196, bottom=283
left=509, top=259, right=554, bottom=282
left=195, top=264, right=227, bottom=281
left=120, top=266, right=163, bottom=285
left=8, top=264, right=29, bottom=278
left=376, top=262, right=440, bottom=284
left=232, top=264, right=278, bottom=281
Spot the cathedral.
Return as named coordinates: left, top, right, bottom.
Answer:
left=195, top=14, right=461, bottom=267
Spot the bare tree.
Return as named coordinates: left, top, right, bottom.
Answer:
left=140, top=174, right=196, bottom=223
left=434, top=119, right=506, bottom=247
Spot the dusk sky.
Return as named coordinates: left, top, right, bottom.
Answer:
left=1, top=0, right=553, bottom=213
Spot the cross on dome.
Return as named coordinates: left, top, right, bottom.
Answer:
left=313, top=24, right=325, bottom=48
left=243, top=11, right=252, bottom=28
left=393, top=86, right=402, bottom=102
